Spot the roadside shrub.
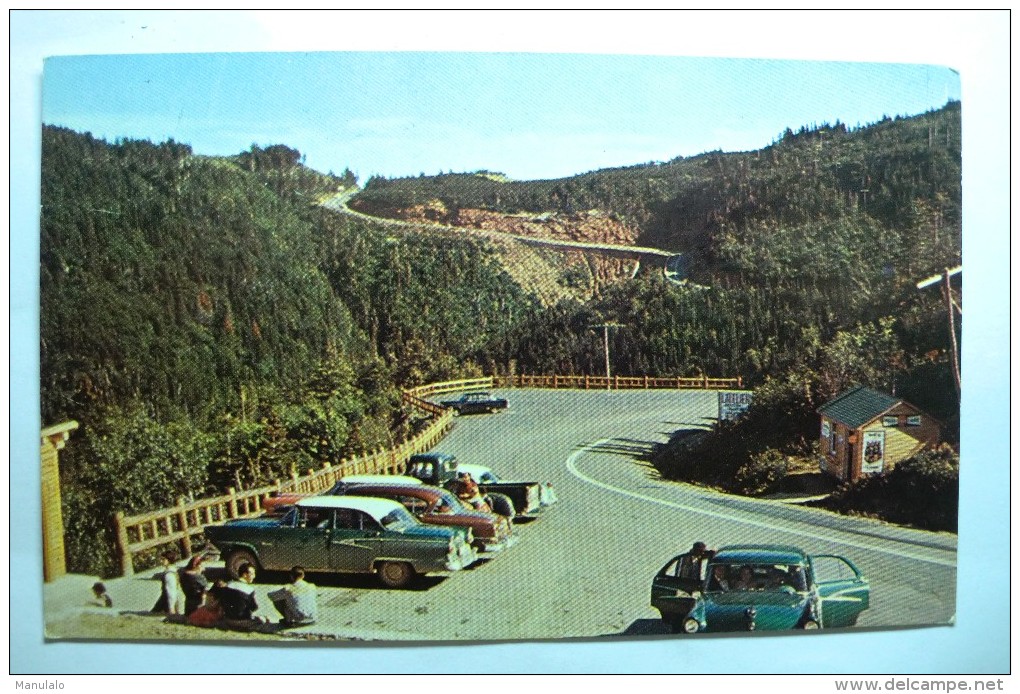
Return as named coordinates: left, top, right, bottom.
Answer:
left=733, top=448, right=789, bottom=495
left=818, top=445, right=959, bottom=531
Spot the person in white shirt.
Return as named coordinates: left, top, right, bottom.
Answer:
left=151, top=550, right=185, bottom=615
left=269, top=566, right=317, bottom=626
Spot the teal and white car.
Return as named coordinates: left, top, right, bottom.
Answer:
left=206, top=496, right=477, bottom=588
left=651, top=544, right=870, bottom=633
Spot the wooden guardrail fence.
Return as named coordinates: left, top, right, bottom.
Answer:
left=111, top=372, right=740, bottom=575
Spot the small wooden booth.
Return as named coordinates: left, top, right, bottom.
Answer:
left=817, top=386, right=940, bottom=482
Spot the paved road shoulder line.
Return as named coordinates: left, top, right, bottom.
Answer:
left=565, top=439, right=957, bottom=568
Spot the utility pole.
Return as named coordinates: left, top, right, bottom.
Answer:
left=916, top=266, right=962, bottom=399
left=592, top=322, right=624, bottom=390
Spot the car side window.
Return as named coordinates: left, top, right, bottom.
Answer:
left=812, top=556, right=858, bottom=584
left=299, top=508, right=333, bottom=529
left=334, top=508, right=360, bottom=530
left=401, top=496, right=429, bottom=515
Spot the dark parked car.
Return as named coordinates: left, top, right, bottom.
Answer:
left=438, top=391, right=508, bottom=415
left=650, top=544, right=870, bottom=633
left=205, top=496, right=477, bottom=588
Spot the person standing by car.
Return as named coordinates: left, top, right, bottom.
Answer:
left=678, top=541, right=715, bottom=582
left=454, top=472, right=491, bottom=512
left=268, top=566, right=317, bottom=627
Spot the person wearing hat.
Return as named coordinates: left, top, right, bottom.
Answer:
left=678, top=541, right=715, bottom=582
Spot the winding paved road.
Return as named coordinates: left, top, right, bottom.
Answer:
left=243, top=388, right=957, bottom=641
left=321, top=191, right=680, bottom=267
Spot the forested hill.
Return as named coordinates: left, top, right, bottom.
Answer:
left=354, top=101, right=961, bottom=269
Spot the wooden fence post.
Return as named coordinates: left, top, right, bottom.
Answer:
left=114, top=511, right=134, bottom=577
left=228, top=487, right=239, bottom=518
left=703, top=375, right=708, bottom=389
left=176, top=497, right=192, bottom=559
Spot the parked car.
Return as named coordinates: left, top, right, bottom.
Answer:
left=650, top=544, right=870, bottom=633
left=205, top=496, right=477, bottom=588
left=339, top=483, right=514, bottom=552
left=405, top=452, right=546, bottom=518
left=438, top=391, right=509, bottom=415
left=261, top=474, right=422, bottom=515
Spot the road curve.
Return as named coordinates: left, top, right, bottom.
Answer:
left=321, top=191, right=675, bottom=260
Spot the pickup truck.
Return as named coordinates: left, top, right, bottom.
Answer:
left=438, top=391, right=508, bottom=415
left=405, top=452, right=555, bottom=519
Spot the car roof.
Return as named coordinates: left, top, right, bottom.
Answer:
left=296, top=495, right=406, bottom=519
left=409, top=452, right=455, bottom=463
left=345, top=483, right=445, bottom=500
left=341, top=474, right=423, bottom=486
left=711, top=545, right=808, bottom=565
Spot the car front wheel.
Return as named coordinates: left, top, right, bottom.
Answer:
left=225, top=548, right=260, bottom=579
left=377, top=560, right=416, bottom=588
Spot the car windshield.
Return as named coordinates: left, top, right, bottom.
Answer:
left=378, top=506, right=417, bottom=531
left=705, top=562, right=808, bottom=593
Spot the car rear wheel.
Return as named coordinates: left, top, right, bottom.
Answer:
left=377, top=560, right=416, bottom=588
left=225, top=548, right=259, bottom=579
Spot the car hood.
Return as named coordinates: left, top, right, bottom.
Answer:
left=397, top=523, right=462, bottom=541
left=702, top=591, right=812, bottom=631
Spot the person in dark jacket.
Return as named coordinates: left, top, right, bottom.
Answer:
left=214, top=562, right=267, bottom=629
left=178, top=554, right=211, bottom=615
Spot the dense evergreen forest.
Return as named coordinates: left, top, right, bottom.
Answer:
left=41, top=102, right=961, bottom=572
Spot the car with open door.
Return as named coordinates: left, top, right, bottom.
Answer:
left=651, top=544, right=869, bottom=633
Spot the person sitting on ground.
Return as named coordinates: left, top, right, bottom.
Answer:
left=268, top=566, right=318, bottom=627
left=178, top=554, right=211, bottom=615
left=151, top=550, right=185, bottom=615
left=91, top=581, right=113, bottom=608
left=188, top=588, right=224, bottom=628
left=214, top=562, right=268, bottom=629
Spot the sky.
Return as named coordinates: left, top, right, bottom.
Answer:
left=9, top=10, right=1011, bottom=678
left=39, top=50, right=960, bottom=182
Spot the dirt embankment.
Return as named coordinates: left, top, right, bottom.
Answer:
left=348, top=199, right=643, bottom=302
left=350, top=199, right=640, bottom=246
